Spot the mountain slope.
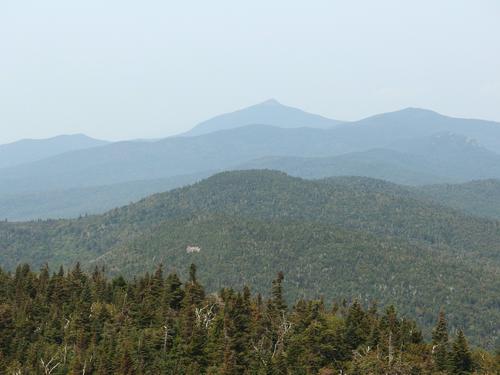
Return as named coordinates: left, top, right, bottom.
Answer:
left=416, top=179, right=500, bottom=219
left=0, top=134, right=109, bottom=168
left=4, top=125, right=500, bottom=197
left=2, top=107, right=500, bottom=196
left=5, top=132, right=497, bottom=220
left=2, top=107, right=500, bottom=220
left=1, top=171, right=499, bottom=346
left=338, top=107, right=500, bottom=154
left=0, top=125, right=351, bottom=194
left=120, top=171, right=500, bottom=261
left=2, top=170, right=500, bottom=266
left=184, top=99, right=343, bottom=136
left=237, top=150, right=447, bottom=185
left=238, top=133, right=500, bottom=185
left=96, top=215, right=499, bottom=348
left=0, top=172, right=209, bottom=221
left=3, top=133, right=499, bottom=220
left=388, top=133, right=500, bottom=181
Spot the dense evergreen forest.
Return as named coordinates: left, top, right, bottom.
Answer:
left=0, top=264, right=498, bottom=374
left=414, top=179, right=500, bottom=220
left=1, top=171, right=499, bottom=349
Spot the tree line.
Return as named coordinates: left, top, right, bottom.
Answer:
left=0, top=263, right=498, bottom=374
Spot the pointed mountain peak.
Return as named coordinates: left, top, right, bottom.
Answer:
left=258, top=98, right=282, bottom=106
left=184, top=99, right=342, bottom=136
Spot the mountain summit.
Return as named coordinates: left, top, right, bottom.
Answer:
left=183, top=99, right=343, bottom=136
left=259, top=98, right=282, bottom=105
left=0, top=134, right=109, bottom=169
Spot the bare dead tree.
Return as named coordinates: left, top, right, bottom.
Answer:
left=194, top=303, right=216, bottom=329
left=163, top=322, right=170, bottom=353
left=251, top=336, right=269, bottom=367
left=352, top=345, right=372, bottom=360
left=250, top=311, right=292, bottom=364
left=62, top=344, right=68, bottom=364
left=388, top=331, right=394, bottom=367
left=121, top=292, right=128, bottom=314
left=80, top=353, right=94, bottom=375
left=40, top=356, right=60, bottom=375
left=272, top=311, right=292, bottom=358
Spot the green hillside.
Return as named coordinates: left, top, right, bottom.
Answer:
left=1, top=170, right=499, bottom=347
left=416, top=179, right=500, bottom=220
left=96, top=215, right=499, bottom=347
left=3, top=171, right=499, bottom=266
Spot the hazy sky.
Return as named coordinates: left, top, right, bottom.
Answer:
left=1, top=0, right=499, bottom=144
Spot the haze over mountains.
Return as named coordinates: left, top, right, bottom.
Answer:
left=2, top=101, right=500, bottom=348
left=2, top=99, right=500, bottom=220
left=183, top=98, right=344, bottom=136
left=0, top=134, right=108, bottom=169
left=240, top=132, right=500, bottom=185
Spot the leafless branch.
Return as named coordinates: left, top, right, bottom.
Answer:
left=195, top=304, right=216, bottom=329
left=40, top=356, right=61, bottom=375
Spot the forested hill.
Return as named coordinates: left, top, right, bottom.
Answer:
left=0, top=170, right=499, bottom=347
left=95, top=215, right=499, bottom=349
left=106, top=171, right=500, bottom=261
left=416, top=179, right=500, bottom=220
left=2, top=170, right=500, bottom=267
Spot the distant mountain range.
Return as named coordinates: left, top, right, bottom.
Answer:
left=0, top=172, right=210, bottom=221
left=336, top=107, right=500, bottom=153
left=0, top=134, right=108, bottom=169
left=239, top=132, right=500, bottom=185
left=3, top=102, right=500, bottom=349
left=1, top=100, right=500, bottom=220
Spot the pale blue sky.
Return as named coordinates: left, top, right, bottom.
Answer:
left=1, top=0, right=499, bottom=143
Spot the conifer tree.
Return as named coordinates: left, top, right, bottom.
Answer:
left=432, top=309, right=450, bottom=372
left=450, top=329, right=473, bottom=374
left=164, top=272, right=185, bottom=312
left=119, top=349, right=135, bottom=375
left=0, top=303, right=13, bottom=363
left=495, top=343, right=500, bottom=375
left=344, top=300, right=368, bottom=351
left=0, top=264, right=496, bottom=374
left=222, top=293, right=251, bottom=373
left=184, top=264, right=205, bottom=307
left=271, top=271, right=287, bottom=313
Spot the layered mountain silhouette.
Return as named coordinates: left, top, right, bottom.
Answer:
left=1, top=100, right=500, bottom=220
left=0, top=134, right=108, bottom=169
left=183, top=98, right=343, bottom=136
left=336, top=107, right=500, bottom=153
left=239, top=132, right=500, bottom=184
left=0, top=172, right=209, bottom=221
